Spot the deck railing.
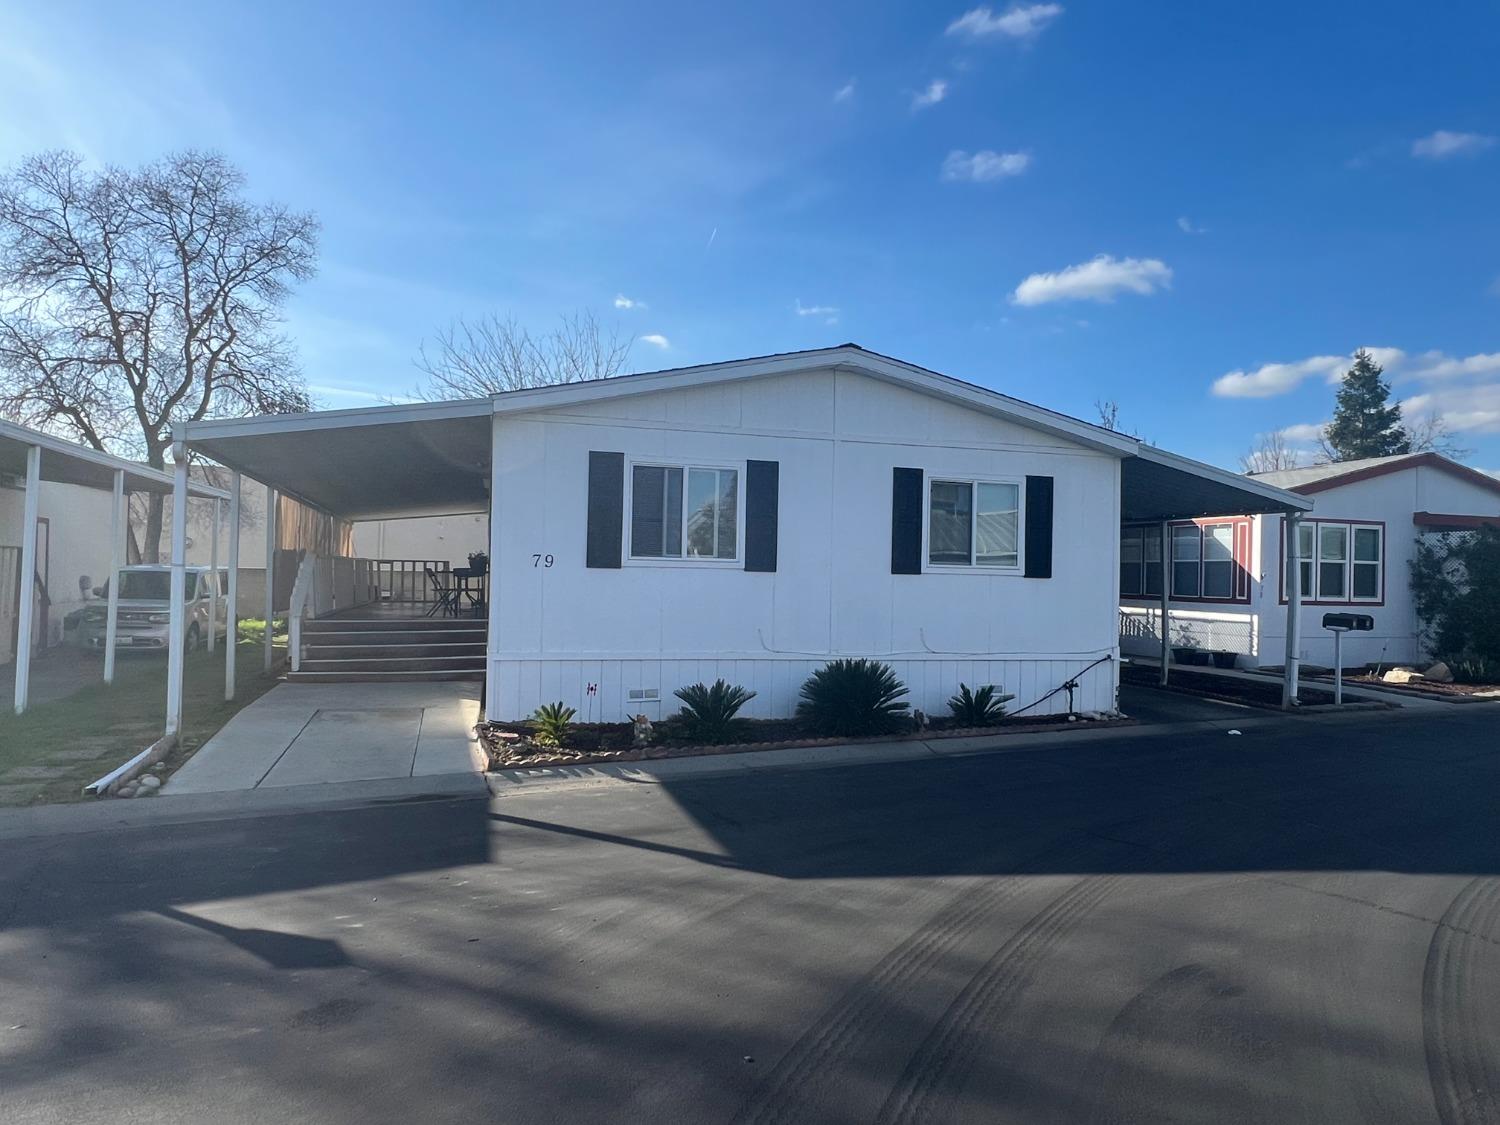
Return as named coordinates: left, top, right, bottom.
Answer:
left=369, top=559, right=452, bottom=606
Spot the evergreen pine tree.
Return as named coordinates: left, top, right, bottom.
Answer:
left=1322, top=350, right=1411, bottom=461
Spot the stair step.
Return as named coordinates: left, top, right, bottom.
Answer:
left=304, top=616, right=484, bottom=633
left=299, top=655, right=485, bottom=673
left=285, top=670, right=485, bottom=683
left=301, top=629, right=486, bottom=646
left=303, top=642, right=487, bottom=660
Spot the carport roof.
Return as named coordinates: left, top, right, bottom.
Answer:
left=176, top=345, right=1311, bottom=522
left=0, top=419, right=229, bottom=499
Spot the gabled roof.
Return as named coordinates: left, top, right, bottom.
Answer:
left=178, top=344, right=1310, bottom=521
left=1250, top=451, right=1500, bottom=498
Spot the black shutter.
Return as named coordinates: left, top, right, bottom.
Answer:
left=891, top=467, right=923, bottom=575
left=744, top=459, right=779, bottom=572
left=1024, top=475, right=1054, bottom=579
left=586, top=451, right=624, bottom=568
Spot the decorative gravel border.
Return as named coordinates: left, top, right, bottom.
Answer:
left=477, top=714, right=1136, bottom=771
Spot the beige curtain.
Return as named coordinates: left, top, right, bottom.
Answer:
left=275, top=494, right=354, bottom=557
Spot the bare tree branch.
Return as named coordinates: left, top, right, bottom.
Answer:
left=414, top=310, right=631, bottom=399
left=1240, top=429, right=1307, bottom=474
left=0, top=149, right=318, bottom=558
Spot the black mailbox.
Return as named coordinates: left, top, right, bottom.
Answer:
left=1322, top=612, right=1374, bottom=631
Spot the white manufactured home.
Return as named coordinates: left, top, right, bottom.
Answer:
left=1118, top=452, right=1500, bottom=670
left=158, top=346, right=1310, bottom=734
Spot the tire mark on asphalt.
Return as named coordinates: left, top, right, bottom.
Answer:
left=1424, top=877, right=1500, bottom=1125
left=1070, top=963, right=1248, bottom=1124
left=728, top=872, right=1021, bottom=1125
left=872, top=874, right=1121, bottom=1125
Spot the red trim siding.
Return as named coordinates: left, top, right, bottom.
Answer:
left=1413, top=511, right=1500, bottom=530
left=1288, top=452, right=1500, bottom=498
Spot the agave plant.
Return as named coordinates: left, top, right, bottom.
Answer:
left=947, top=682, right=1009, bottom=727
left=673, top=680, right=757, bottom=744
left=529, top=701, right=577, bottom=748
left=796, top=659, right=909, bottom=738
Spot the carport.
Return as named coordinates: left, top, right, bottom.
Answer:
left=1, top=420, right=229, bottom=714
left=1119, top=445, right=1314, bottom=704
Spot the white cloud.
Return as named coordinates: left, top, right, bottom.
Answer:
left=1406, top=350, right=1500, bottom=381
left=1176, top=216, right=1207, bottom=234
left=1402, top=386, right=1500, bottom=435
left=613, top=294, right=647, bottom=310
left=941, top=149, right=1030, bottom=182
left=833, top=80, right=856, bottom=103
left=638, top=333, right=670, bottom=349
left=1412, top=130, right=1497, bottom=160
left=947, top=4, right=1063, bottom=40
left=1011, top=254, right=1172, bottom=306
left=1212, top=356, right=1346, bottom=398
left=795, top=299, right=839, bottom=325
left=912, top=79, right=948, bottom=111
left=1277, top=422, right=1327, bottom=444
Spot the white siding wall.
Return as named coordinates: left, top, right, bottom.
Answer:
left=0, top=479, right=115, bottom=656
left=487, top=368, right=1121, bottom=721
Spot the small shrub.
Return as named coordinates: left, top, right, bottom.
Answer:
left=673, top=680, right=757, bottom=744
left=1449, top=657, right=1500, bottom=685
left=796, top=659, right=909, bottom=738
left=947, top=682, right=1007, bottom=727
left=530, top=701, right=576, bottom=748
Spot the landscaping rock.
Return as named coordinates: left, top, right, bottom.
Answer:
left=1383, top=668, right=1426, bottom=684
left=114, top=783, right=138, bottom=798
left=1424, top=661, right=1454, bottom=683
left=138, top=775, right=162, bottom=790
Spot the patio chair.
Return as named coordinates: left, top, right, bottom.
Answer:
left=424, top=568, right=461, bottom=617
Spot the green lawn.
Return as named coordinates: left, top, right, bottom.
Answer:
left=0, top=629, right=286, bottom=807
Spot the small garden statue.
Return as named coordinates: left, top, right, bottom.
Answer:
left=631, top=714, right=654, bottom=748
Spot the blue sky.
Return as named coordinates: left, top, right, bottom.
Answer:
left=2, top=1, right=1497, bottom=471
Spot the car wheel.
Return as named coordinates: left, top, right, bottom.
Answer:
left=186, top=624, right=201, bottom=654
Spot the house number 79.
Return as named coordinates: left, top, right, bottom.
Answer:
left=531, top=554, right=555, bottom=568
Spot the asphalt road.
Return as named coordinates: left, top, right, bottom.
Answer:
left=2, top=707, right=1499, bottom=1123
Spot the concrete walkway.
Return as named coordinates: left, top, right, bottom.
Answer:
left=164, top=682, right=483, bottom=795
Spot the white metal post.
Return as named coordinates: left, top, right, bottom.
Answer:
left=264, top=486, right=278, bottom=672
left=1333, top=628, right=1343, bottom=705
left=1157, top=520, right=1170, bottom=687
left=225, top=472, right=240, bottom=701
left=165, top=442, right=190, bottom=737
left=207, top=496, right=220, bottom=653
left=13, top=444, right=41, bottom=715
left=1283, top=512, right=1303, bottom=708
left=103, top=469, right=125, bottom=684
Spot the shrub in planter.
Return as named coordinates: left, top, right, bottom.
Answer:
left=673, top=680, right=756, bottom=744
left=796, top=659, right=909, bottom=738
left=529, top=701, right=576, bottom=748
left=947, top=683, right=1007, bottom=727
left=1450, top=656, right=1500, bottom=685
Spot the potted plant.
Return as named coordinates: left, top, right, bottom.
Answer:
left=1171, top=623, right=1199, bottom=666
left=466, top=550, right=489, bottom=576
left=1211, top=650, right=1238, bottom=669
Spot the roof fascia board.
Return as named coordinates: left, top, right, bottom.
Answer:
left=1295, top=452, right=1500, bottom=498
left=0, top=419, right=227, bottom=499
left=1134, top=444, right=1314, bottom=512
left=177, top=396, right=493, bottom=443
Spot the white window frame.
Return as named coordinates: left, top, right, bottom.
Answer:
left=1119, top=525, right=1163, bottom=599
left=623, top=458, right=746, bottom=568
left=922, top=476, right=1025, bottom=574
left=1282, top=519, right=1383, bottom=604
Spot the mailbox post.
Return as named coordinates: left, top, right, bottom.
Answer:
left=1322, top=612, right=1374, bottom=704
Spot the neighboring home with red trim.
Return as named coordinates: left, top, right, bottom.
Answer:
left=1119, top=452, right=1500, bottom=670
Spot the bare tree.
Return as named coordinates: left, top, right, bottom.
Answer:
left=1240, top=430, right=1305, bottom=474
left=1405, top=412, right=1470, bottom=459
left=415, top=310, right=631, bottom=399
left=0, top=150, right=317, bottom=558
left=1094, top=398, right=1123, bottom=431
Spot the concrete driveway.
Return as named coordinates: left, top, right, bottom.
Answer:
left=164, top=681, right=483, bottom=794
